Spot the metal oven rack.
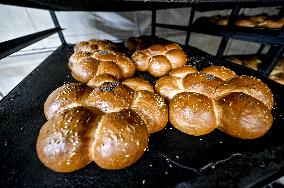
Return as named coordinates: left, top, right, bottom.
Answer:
left=155, top=2, right=284, bottom=77
left=1, top=1, right=284, bottom=187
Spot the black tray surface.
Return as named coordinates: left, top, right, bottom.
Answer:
left=1, top=0, right=283, bottom=11
left=1, top=44, right=284, bottom=187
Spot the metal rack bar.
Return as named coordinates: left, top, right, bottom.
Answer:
left=258, top=45, right=284, bottom=77
left=156, top=23, right=284, bottom=46
left=0, top=27, right=62, bottom=60
left=216, top=38, right=229, bottom=58
left=152, top=9, right=156, bottom=36
left=258, top=27, right=284, bottom=77
left=257, top=44, right=266, bottom=55
left=184, top=7, right=195, bottom=48
left=49, top=11, right=66, bottom=44
left=216, top=5, right=240, bottom=58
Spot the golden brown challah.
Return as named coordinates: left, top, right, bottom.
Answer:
left=74, top=39, right=118, bottom=52
left=125, top=35, right=163, bottom=53
left=227, top=56, right=284, bottom=85
left=131, top=43, right=187, bottom=77
left=69, top=50, right=136, bottom=83
left=209, top=15, right=284, bottom=29
left=38, top=78, right=167, bottom=172
left=155, top=65, right=274, bottom=139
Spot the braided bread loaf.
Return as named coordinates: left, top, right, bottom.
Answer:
left=74, top=39, right=118, bottom=52
left=38, top=78, right=168, bottom=172
left=131, top=43, right=187, bottom=77
left=155, top=65, right=274, bottom=139
left=125, top=35, right=163, bottom=53
left=209, top=15, right=284, bottom=29
left=69, top=50, right=136, bottom=83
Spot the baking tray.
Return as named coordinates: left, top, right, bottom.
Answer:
left=193, top=17, right=284, bottom=46
left=1, top=44, right=284, bottom=187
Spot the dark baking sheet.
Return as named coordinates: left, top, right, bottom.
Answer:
left=1, top=44, right=284, bottom=187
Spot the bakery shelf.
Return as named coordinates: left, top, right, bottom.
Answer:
left=0, top=27, right=62, bottom=60
left=157, top=19, right=284, bottom=46
left=1, top=43, right=284, bottom=187
left=193, top=17, right=284, bottom=46
left=1, top=0, right=283, bottom=11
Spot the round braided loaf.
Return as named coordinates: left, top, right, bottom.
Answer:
left=69, top=50, right=136, bottom=83
left=131, top=43, right=187, bottom=77
left=37, top=77, right=167, bottom=172
left=155, top=65, right=274, bottom=139
left=74, top=39, right=118, bottom=52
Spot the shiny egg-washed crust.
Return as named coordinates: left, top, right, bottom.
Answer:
left=215, top=75, right=274, bottom=110
left=131, top=90, right=168, bottom=133
left=87, top=75, right=155, bottom=93
left=44, top=83, right=93, bottom=120
left=155, top=66, right=233, bottom=101
left=169, top=65, right=198, bottom=78
left=40, top=79, right=167, bottom=171
left=122, top=77, right=154, bottom=93
left=201, top=66, right=237, bottom=81
left=69, top=50, right=136, bottom=83
left=74, top=39, right=118, bottom=52
left=44, top=81, right=167, bottom=134
left=131, top=43, right=187, bottom=77
left=170, top=92, right=218, bottom=136
left=85, top=82, right=167, bottom=133
left=87, top=74, right=118, bottom=88
left=91, top=109, right=149, bottom=170
left=37, top=107, right=149, bottom=172
left=217, top=93, right=273, bottom=139
left=183, top=73, right=225, bottom=98
left=86, top=82, right=135, bottom=113
left=156, top=65, right=274, bottom=139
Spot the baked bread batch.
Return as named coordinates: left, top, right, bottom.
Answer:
left=208, top=15, right=284, bottom=29
left=227, top=56, right=284, bottom=85
left=37, top=38, right=275, bottom=173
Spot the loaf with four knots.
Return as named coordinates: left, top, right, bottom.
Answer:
left=69, top=50, right=136, bottom=83
left=125, top=35, right=164, bottom=54
left=38, top=78, right=168, bottom=172
left=74, top=39, right=118, bottom=53
left=131, top=43, right=187, bottom=77
left=155, top=65, right=274, bottom=139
